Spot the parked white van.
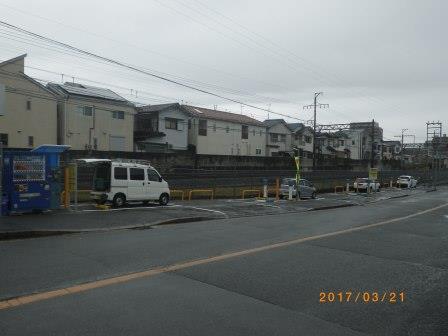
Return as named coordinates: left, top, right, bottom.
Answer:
left=81, top=159, right=170, bottom=207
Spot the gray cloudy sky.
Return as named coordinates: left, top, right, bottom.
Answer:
left=1, top=0, right=446, bottom=141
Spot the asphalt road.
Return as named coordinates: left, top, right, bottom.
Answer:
left=0, top=188, right=447, bottom=335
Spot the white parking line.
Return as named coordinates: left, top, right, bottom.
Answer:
left=182, top=206, right=228, bottom=217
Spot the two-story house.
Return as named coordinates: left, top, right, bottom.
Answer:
left=184, top=105, right=266, bottom=156
left=0, top=54, right=57, bottom=148
left=47, top=82, right=136, bottom=151
left=288, top=123, right=314, bottom=159
left=263, top=119, right=292, bottom=156
left=134, top=103, right=189, bottom=152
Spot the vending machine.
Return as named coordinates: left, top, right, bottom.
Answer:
left=1, top=145, right=69, bottom=215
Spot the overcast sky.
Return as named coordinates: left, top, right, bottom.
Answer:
left=1, top=0, right=446, bottom=141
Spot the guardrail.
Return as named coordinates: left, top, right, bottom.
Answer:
left=170, top=190, right=185, bottom=201
left=188, top=189, right=214, bottom=200
left=241, top=189, right=261, bottom=199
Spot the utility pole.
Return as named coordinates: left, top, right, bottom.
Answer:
left=394, top=128, right=408, bottom=168
left=303, top=92, right=329, bottom=170
left=370, top=119, right=375, bottom=168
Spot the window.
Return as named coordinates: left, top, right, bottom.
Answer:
left=339, top=140, right=344, bottom=146
left=252, top=129, right=256, bottom=136
left=147, top=169, right=161, bottom=182
left=112, top=111, right=125, bottom=120
left=188, top=120, right=191, bottom=130
left=165, top=118, right=178, bottom=130
left=26, top=99, right=31, bottom=111
left=270, top=133, right=279, bottom=142
left=0, top=133, right=8, bottom=146
left=242, top=125, right=248, bottom=139
left=226, top=126, right=230, bottom=133
left=255, top=148, right=262, bottom=155
left=295, top=134, right=301, bottom=140
left=352, top=140, right=355, bottom=145
left=130, top=168, right=144, bottom=180
left=28, top=136, right=34, bottom=147
left=77, top=106, right=93, bottom=116
left=305, top=136, right=312, bottom=143
left=198, top=119, right=207, bottom=136
left=114, top=167, right=128, bottom=180
left=280, top=134, right=286, bottom=143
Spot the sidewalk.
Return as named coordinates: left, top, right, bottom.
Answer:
left=0, top=187, right=427, bottom=239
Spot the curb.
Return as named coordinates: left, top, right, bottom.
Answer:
left=307, top=203, right=357, bottom=211
left=0, top=215, right=222, bottom=241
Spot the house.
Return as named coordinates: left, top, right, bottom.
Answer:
left=288, top=123, right=314, bottom=158
left=0, top=54, right=58, bottom=148
left=348, top=122, right=383, bottom=160
left=47, top=82, right=135, bottom=151
left=134, top=103, right=189, bottom=152
left=316, top=132, right=351, bottom=159
left=183, top=105, right=266, bottom=156
left=382, top=140, right=401, bottom=160
left=263, top=119, right=292, bottom=156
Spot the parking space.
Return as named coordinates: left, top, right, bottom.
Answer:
left=0, top=185, right=430, bottom=238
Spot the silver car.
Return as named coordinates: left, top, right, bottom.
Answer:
left=280, top=178, right=316, bottom=199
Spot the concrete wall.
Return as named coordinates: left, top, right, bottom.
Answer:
left=189, top=118, right=266, bottom=156
left=0, top=57, right=57, bottom=148
left=59, top=98, right=135, bottom=151
left=266, top=122, right=292, bottom=156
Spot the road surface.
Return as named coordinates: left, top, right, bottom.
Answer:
left=0, top=188, right=447, bottom=335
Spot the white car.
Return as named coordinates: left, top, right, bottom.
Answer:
left=353, top=178, right=381, bottom=192
left=80, top=159, right=171, bottom=207
left=396, top=175, right=417, bottom=188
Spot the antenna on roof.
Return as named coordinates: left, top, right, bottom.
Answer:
left=240, top=104, right=243, bottom=115
left=61, top=73, right=64, bottom=83
left=214, top=105, right=217, bottom=110
left=72, top=76, right=75, bottom=83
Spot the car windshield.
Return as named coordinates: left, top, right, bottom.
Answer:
left=399, top=176, right=410, bottom=180
left=356, top=178, right=369, bottom=182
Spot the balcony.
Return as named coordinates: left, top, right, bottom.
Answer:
left=134, top=130, right=166, bottom=141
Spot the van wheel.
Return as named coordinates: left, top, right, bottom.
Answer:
left=142, top=201, right=149, bottom=206
left=113, top=193, right=126, bottom=207
left=159, top=193, right=169, bottom=206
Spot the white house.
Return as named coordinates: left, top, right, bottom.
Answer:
left=47, top=82, right=136, bottom=151
left=183, top=105, right=266, bottom=156
left=134, top=103, right=189, bottom=152
left=263, top=119, right=292, bottom=156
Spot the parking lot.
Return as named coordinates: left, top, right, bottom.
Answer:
left=0, top=186, right=429, bottom=238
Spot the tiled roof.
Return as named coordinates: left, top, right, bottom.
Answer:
left=287, top=122, right=304, bottom=132
left=262, top=119, right=286, bottom=128
left=48, top=82, right=127, bottom=102
left=182, top=105, right=265, bottom=126
left=137, top=103, right=180, bottom=113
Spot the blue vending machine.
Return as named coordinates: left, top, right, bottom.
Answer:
left=1, top=145, right=69, bottom=215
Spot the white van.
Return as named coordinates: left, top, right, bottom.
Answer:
left=82, top=159, right=170, bottom=207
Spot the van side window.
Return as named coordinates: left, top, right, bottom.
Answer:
left=130, top=168, right=144, bottom=180
left=114, top=167, right=127, bottom=180
left=147, top=169, right=160, bottom=182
